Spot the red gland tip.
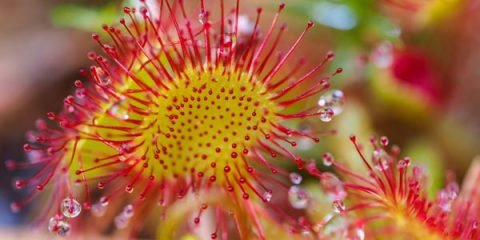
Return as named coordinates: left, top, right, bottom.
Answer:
left=47, top=112, right=56, bottom=119
left=349, top=134, right=357, bottom=142
left=307, top=21, right=314, bottom=29
left=279, top=3, right=286, bottom=11
left=91, top=33, right=99, bottom=41
left=380, top=136, right=389, bottom=147
left=327, top=51, right=335, bottom=59
left=10, top=202, right=21, bottom=213
left=140, top=7, right=148, bottom=15
left=15, top=180, right=24, bottom=189
left=123, top=7, right=131, bottom=14
left=23, top=144, right=32, bottom=152
left=257, top=7, right=262, bottom=13
left=74, top=80, right=83, bottom=88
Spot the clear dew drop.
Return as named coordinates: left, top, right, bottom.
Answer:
left=289, top=172, right=303, bottom=185
left=330, top=90, right=345, bottom=115
left=374, top=159, right=390, bottom=171
left=122, top=204, right=134, bottom=218
left=115, top=204, right=134, bottom=229
left=237, top=15, right=255, bottom=34
left=60, top=198, right=82, bottom=218
left=332, top=200, right=346, bottom=213
left=288, top=186, right=309, bottom=209
left=263, top=191, right=272, bottom=202
left=372, top=149, right=382, bottom=159
left=91, top=198, right=109, bottom=217
left=320, top=172, right=347, bottom=201
left=297, top=123, right=314, bottom=150
left=94, top=67, right=111, bottom=86
left=371, top=42, right=393, bottom=68
left=397, top=158, right=410, bottom=169
left=48, top=216, right=71, bottom=237
left=437, top=183, right=459, bottom=212
left=319, top=108, right=335, bottom=122
left=351, top=227, right=365, bottom=240
left=115, top=215, right=130, bottom=229
left=95, top=85, right=109, bottom=100
left=198, top=12, right=207, bottom=25
left=96, top=67, right=112, bottom=87
left=322, top=152, right=334, bottom=166
left=110, top=100, right=130, bottom=120
left=331, top=90, right=344, bottom=101
left=318, top=90, right=344, bottom=116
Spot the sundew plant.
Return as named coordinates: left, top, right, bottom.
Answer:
left=5, top=0, right=480, bottom=239
left=8, top=0, right=343, bottom=239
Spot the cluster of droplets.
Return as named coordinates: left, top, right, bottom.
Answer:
left=48, top=198, right=82, bottom=237
left=318, top=89, right=344, bottom=122
left=288, top=172, right=309, bottom=209
left=436, top=182, right=459, bottom=212
left=48, top=216, right=71, bottom=237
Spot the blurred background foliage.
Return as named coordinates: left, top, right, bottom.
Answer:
left=0, top=0, right=479, bottom=235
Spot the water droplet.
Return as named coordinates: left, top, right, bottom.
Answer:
left=115, top=215, right=129, bottom=229
left=322, top=152, right=334, bottom=166
left=331, top=90, right=344, bottom=101
left=263, top=191, right=272, bottom=202
left=237, top=15, right=255, bottom=35
left=95, top=67, right=112, bottom=87
left=95, top=85, right=109, bottom=100
left=319, top=108, right=334, bottom=122
left=351, top=227, right=365, bottom=240
left=114, top=204, right=135, bottom=229
left=91, top=198, right=108, bottom=217
left=374, top=159, right=389, bottom=171
left=48, top=216, right=71, bottom=237
left=94, top=67, right=111, bottom=86
left=61, top=198, right=82, bottom=218
left=320, top=172, right=347, bottom=200
left=318, top=90, right=344, bottom=116
left=110, top=100, right=130, bottom=120
left=371, top=42, right=393, bottom=68
left=330, top=90, right=345, bottom=115
left=298, top=137, right=313, bottom=150
left=397, top=158, right=410, bottom=169
left=332, top=200, right=345, bottom=213
left=289, top=172, right=303, bottom=185
left=372, top=149, right=382, bottom=159
left=317, top=96, right=328, bottom=108
left=122, top=204, right=134, bottom=218
left=437, top=182, right=459, bottom=212
left=198, top=12, right=207, bottom=25
left=288, top=186, right=309, bottom=209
